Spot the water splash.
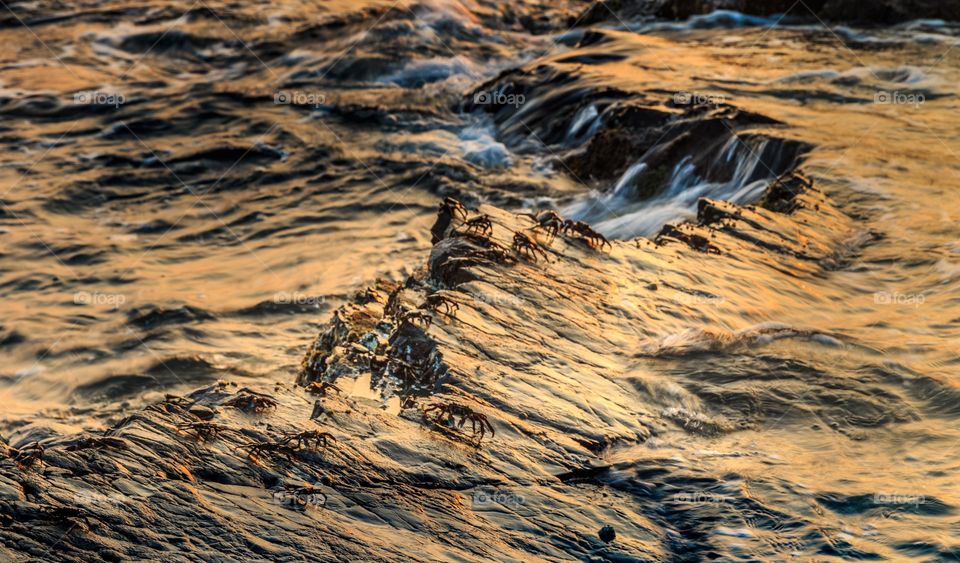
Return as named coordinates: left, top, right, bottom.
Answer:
left=565, top=137, right=779, bottom=239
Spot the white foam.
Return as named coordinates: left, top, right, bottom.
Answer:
left=459, top=124, right=513, bottom=169
left=777, top=69, right=842, bottom=83
left=716, top=527, right=754, bottom=538
left=564, top=137, right=774, bottom=239
left=378, top=56, right=478, bottom=87
left=564, top=104, right=601, bottom=145
left=640, top=323, right=837, bottom=357
left=628, top=10, right=789, bottom=33
left=901, top=19, right=949, bottom=30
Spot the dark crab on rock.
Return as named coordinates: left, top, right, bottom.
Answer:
left=223, top=388, right=279, bottom=413
left=521, top=209, right=564, bottom=240
left=460, top=214, right=493, bottom=237
left=512, top=232, right=548, bottom=262
left=4, top=442, right=44, bottom=470
left=305, top=381, right=343, bottom=397
left=561, top=219, right=611, bottom=250
left=423, top=292, right=460, bottom=318
left=176, top=421, right=237, bottom=442
left=278, top=429, right=337, bottom=451
left=422, top=401, right=495, bottom=442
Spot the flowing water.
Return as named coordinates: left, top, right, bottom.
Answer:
left=2, top=1, right=959, bottom=559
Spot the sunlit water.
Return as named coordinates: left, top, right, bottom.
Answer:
left=1, top=1, right=959, bottom=559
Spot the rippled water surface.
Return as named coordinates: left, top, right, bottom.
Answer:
left=1, top=1, right=959, bottom=559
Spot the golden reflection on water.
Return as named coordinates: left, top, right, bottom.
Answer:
left=0, top=3, right=958, bottom=557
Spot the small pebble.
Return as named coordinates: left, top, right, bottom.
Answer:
left=598, top=525, right=616, bottom=543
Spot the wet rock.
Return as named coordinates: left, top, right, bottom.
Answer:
left=819, top=0, right=960, bottom=24
left=577, top=0, right=958, bottom=24
left=758, top=172, right=814, bottom=214
left=466, top=63, right=808, bottom=198
left=0, top=175, right=929, bottom=561
left=298, top=282, right=395, bottom=385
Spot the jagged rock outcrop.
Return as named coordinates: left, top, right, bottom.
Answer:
left=1, top=173, right=940, bottom=560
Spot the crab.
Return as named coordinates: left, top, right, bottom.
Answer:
left=238, top=441, right=299, bottom=462
left=305, top=381, right=342, bottom=397
left=461, top=214, right=493, bottom=237
left=11, top=443, right=44, bottom=470
left=687, top=234, right=721, bottom=255
left=147, top=394, right=195, bottom=416
left=423, top=402, right=495, bottom=442
left=534, top=210, right=564, bottom=239
left=383, top=285, right=408, bottom=319
left=424, top=293, right=460, bottom=318
left=439, top=196, right=468, bottom=221
left=656, top=225, right=721, bottom=255
left=396, top=309, right=432, bottom=330
left=176, top=421, right=235, bottom=442
left=512, top=232, right=548, bottom=262
left=223, top=388, right=278, bottom=413
left=562, top=220, right=611, bottom=250
left=278, top=430, right=336, bottom=451
left=433, top=251, right=520, bottom=287
left=64, top=436, right=128, bottom=451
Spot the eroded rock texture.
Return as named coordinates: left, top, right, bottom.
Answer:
left=5, top=169, right=944, bottom=561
